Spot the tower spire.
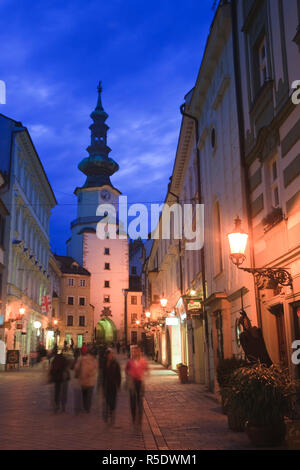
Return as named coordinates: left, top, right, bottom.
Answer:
left=78, top=82, right=119, bottom=188
left=95, top=81, right=104, bottom=111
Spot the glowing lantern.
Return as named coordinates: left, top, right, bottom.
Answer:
left=228, top=217, right=248, bottom=267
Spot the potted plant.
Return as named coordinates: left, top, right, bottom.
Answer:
left=228, top=363, right=295, bottom=446
left=216, top=357, right=247, bottom=415
left=176, top=363, right=188, bottom=383
left=285, top=380, right=300, bottom=450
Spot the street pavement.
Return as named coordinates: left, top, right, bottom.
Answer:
left=0, top=355, right=254, bottom=450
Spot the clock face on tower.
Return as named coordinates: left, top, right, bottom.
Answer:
left=100, top=189, right=111, bottom=201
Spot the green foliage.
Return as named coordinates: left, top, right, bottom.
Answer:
left=227, top=363, right=295, bottom=427
left=216, top=357, right=248, bottom=389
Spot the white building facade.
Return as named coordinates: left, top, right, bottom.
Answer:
left=0, top=115, right=56, bottom=360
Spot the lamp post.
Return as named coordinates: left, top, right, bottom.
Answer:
left=228, top=216, right=293, bottom=289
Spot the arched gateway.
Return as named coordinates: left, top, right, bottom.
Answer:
left=95, top=318, right=117, bottom=344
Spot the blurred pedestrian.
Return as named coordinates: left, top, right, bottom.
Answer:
left=102, top=348, right=121, bottom=426
left=125, top=346, right=149, bottom=429
left=75, top=345, right=98, bottom=413
left=116, top=341, right=121, bottom=354
left=49, top=351, right=70, bottom=413
left=29, top=351, right=37, bottom=367
left=97, top=344, right=107, bottom=389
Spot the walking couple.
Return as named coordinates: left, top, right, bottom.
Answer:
left=101, top=345, right=149, bottom=431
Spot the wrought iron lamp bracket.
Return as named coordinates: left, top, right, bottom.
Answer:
left=238, top=267, right=293, bottom=289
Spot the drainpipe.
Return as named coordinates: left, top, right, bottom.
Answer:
left=124, top=289, right=128, bottom=347
left=179, top=104, right=210, bottom=387
left=231, top=0, right=262, bottom=327
left=168, top=190, right=184, bottom=296
left=179, top=104, right=206, bottom=312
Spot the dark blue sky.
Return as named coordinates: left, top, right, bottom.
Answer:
left=0, top=0, right=214, bottom=254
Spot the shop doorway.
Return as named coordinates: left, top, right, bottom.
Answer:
left=269, top=304, right=288, bottom=367
left=170, top=323, right=181, bottom=370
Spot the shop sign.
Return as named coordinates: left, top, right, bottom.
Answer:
left=166, top=317, right=179, bottom=326
left=6, top=350, right=20, bottom=364
left=187, top=299, right=202, bottom=311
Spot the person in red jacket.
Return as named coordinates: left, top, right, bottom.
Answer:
left=125, top=346, right=149, bottom=429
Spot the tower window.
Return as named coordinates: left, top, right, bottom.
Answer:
left=104, top=263, right=110, bottom=270
left=104, top=295, right=110, bottom=303
left=104, top=248, right=110, bottom=255
left=104, top=280, right=110, bottom=288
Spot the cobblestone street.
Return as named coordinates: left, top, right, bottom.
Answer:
left=0, top=356, right=255, bottom=450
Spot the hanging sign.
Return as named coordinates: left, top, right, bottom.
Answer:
left=187, top=299, right=202, bottom=311
left=6, top=350, right=20, bottom=364
left=166, top=317, right=179, bottom=326
left=41, top=295, right=52, bottom=314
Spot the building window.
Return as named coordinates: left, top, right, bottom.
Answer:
left=104, top=263, right=110, bottom=270
left=253, top=33, right=270, bottom=95
left=79, top=279, right=86, bottom=287
left=270, top=158, right=280, bottom=208
left=258, top=36, right=268, bottom=87
left=68, top=278, right=74, bottom=286
left=131, top=266, right=137, bottom=275
left=79, top=316, right=85, bottom=327
left=104, top=248, right=110, bottom=255
left=67, top=296, right=74, bottom=305
left=67, top=315, right=73, bottom=326
left=79, top=297, right=86, bottom=306
left=104, top=295, right=110, bottom=303
left=131, top=296, right=137, bottom=305
left=131, top=313, right=138, bottom=324
left=104, top=280, right=110, bottom=288
left=77, top=334, right=83, bottom=348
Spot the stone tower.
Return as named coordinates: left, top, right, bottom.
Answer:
left=67, top=83, right=129, bottom=343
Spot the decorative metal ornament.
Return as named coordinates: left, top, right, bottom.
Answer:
left=239, top=267, right=293, bottom=289
left=101, top=306, right=112, bottom=317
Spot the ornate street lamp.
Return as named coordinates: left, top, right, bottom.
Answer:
left=228, top=216, right=293, bottom=289
left=228, top=216, right=248, bottom=267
